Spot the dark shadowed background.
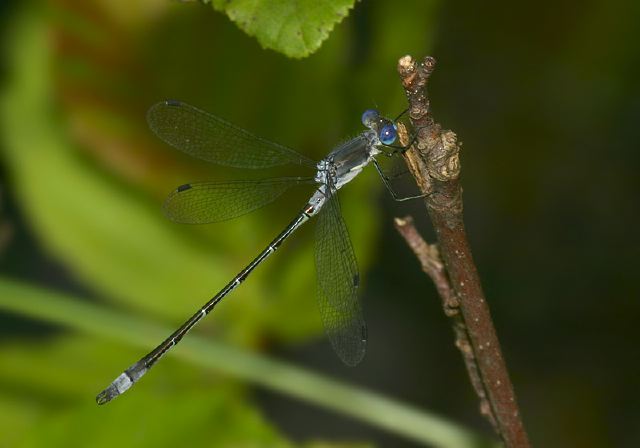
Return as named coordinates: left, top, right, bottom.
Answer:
left=1, top=1, right=638, bottom=447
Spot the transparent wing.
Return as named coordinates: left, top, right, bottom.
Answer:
left=164, top=177, right=315, bottom=224
left=315, top=189, right=367, bottom=366
left=148, top=100, right=317, bottom=169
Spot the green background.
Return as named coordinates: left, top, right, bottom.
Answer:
left=1, top=0, right=638, bottom=447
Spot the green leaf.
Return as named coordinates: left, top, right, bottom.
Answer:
left=18, top=390, right=293, bottom=448
left=0, top=338, right=208, bottom=404
left=0, top=335, right=368, bottom=447
left=0, top=277, right=497, bottom=448
left=0, top=336, right=370, bottom=448
left=211, top=0, right=358, bottom=58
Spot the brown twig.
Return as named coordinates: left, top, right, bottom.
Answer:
left=394, top=55, right=531, bottom=447
left=393, top=216, right=495, bottom=429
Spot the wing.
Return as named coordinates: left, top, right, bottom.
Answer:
left=314, top=190, right=367, bottom=366
left=148, top=100, right=317, bottom=169
left=164, top=177, right=315, bottom=224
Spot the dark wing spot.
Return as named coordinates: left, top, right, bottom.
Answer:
left=353, top=273, right=360, bottom=288
left=165, top=99, right=182, bottom=107
left=177, top=183, right=192, bottom=192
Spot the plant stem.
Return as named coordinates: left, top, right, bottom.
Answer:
left=394, top=216, right=493, bottom=429
left=0, top=276, right=496, bottom=448
left=395, top=55, right=531, bottom=447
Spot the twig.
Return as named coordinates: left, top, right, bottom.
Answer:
left=393, top=216, right=495, bottom=429
left=394, top=55, right=531, bottom=447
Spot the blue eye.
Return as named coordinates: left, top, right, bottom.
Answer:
left=361, top=109, right=379, bottom=127
left=379, top=124, right=397, bottom=145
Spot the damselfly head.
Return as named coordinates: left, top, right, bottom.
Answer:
left=362, top=109, right=397, bottom=145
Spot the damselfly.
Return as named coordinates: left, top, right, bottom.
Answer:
left=96, top=101, right=419, bottom=404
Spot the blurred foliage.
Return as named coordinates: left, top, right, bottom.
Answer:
left=0, top=0, right=436, bottom=351
left=0, top=277, right=490, bottom=448
left=0, top=336, right=361, bottom=448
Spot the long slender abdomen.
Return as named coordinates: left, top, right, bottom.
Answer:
left=96, top=199, right=322, bottom=405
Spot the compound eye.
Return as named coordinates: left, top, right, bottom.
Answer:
left=379, top=124, right=397, bottom=145
left=361, top=109, right=379, bottom=127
